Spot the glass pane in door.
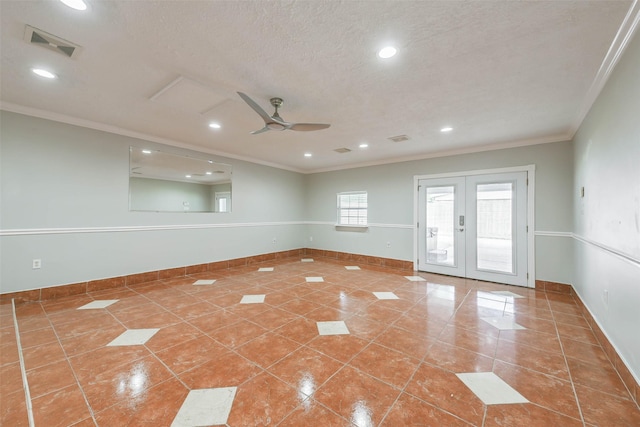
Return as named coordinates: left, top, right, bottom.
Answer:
left=476, top=182, right=513, bottom=273
left=425, top=186, right=455, bottom=266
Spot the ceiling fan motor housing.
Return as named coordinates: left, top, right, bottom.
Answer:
left=237, top=92, right=330, bottom=134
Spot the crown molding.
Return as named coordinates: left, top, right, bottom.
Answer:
left=0, top=102, right=305, bottom=174
left=0, top=101, right=574, bottom=176
left=305, top=134, right=572, bottom=174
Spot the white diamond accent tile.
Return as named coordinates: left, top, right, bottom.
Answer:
left=306, top=277, right=324, bottom=283
left=193, top=279, right=216, bottom=285
left=240, top=294, right=265, bottom=304
left=404, top=276, right=426, bottom=282
left=301, top=258, right=314, bottom=263
left=480, top=316, right=526, bottom=330
left=77, top=300, right=118, bottom=310
left=491, top=291, right=525, bottom=299
left=317, top=321, right=350, bottom=336
left=171, top=387, right=237, bottom=427
left=477, top=296, right=509, bottom=311
left=456, top=372, right=528, bottom=405
left=107, top=329, right=159, bottom=346
left=373, top=292, right=399, bottom=300
left=345, top=266, right=361, bottom=270
left=258, top=267, right=274, bottom=272
left=477, top=291, right=510, bottom=303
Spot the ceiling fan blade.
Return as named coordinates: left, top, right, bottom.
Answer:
left=250, top=126, right=270, bottom=135
left=237, top=92, right=273, bottom=124
left=289, top=123, right=331, bottom=131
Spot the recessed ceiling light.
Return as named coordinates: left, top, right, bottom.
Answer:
left=209, top=123, right=221, bottom=129
left=185, top=175, right=192, bottom=178
left=142, top=149, right=152, bottom=154
left=32, top=68, right=57, bottom=79
left=206, top=171, right=212, bottom=175
left=378, top=46, right=397, bottom=59
left=208, top=160, right=214, bottom=163
left=60, top=0, right=87, bottom=11
left=304, top=153, right=312, bottom=158
left=440, top=127, right=453, bottom=133
left=359, top=143, right=369, bottom=148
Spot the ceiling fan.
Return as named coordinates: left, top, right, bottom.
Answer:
left=237, top=92, right=330, bottom=134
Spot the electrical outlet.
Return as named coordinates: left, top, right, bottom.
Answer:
left=32, top=259, right=42, bottom=269
left=603, top=289, right=609, bottom=307
left=386, top=241, right=391, bottom=248
left=272, top=238, right=277, bottom=244
left=309, top=236, right=313, bottom=242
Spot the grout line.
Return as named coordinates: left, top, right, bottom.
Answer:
left=378, top=286, right=474, bottom=426
left=294, top=272, right=411, bottom=425
left=569, top=288, right=640, bottom=407
left=115, top=284, right=198, bottom=392
left=11, top=299, right=36, bottom=427
left=42, top=302, right=99, bottom=425
left=15, top=259, right=626, bottom=425
left=547, top=294, right=587, bottom=426
left=481, top=405, right=488, bottom=427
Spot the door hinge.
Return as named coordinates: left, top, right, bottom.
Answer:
left=417, top=222, right=419, bottom=228
left=526, top=225, right=529, bottom=232
left=418, top=185, right=421, bottom=191
left=527, top=273, right=529, bottom=279
left=526, top=178, right=529, bottom=186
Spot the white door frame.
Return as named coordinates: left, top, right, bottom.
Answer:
left=413, top=165, right=536, bottom=288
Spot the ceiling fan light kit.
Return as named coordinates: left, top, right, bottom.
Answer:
left=237, top=92, right=330, bottom=134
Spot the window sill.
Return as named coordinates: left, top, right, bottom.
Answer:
left=335, top=224, right=369, bottom=231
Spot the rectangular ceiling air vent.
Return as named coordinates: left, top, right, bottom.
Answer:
left=23, top=25, right=82, bottom=59
left=334, top=148, right=352, bottom=154
left=388, top=135, right=410, bottom=143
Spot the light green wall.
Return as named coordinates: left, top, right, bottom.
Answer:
left=130, top=177, right=213, bottom=212
left=305, top=141, right=574, bottom=283
left=0, top=111, right=306, bottom=293
left=0, top=109, right=576, bottom=292
left=572, top=30, right=640, bottom=380
left=0, top=112, right=305, bottom=228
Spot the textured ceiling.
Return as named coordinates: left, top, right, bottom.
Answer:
left=0, top=1, right=636, bottom=173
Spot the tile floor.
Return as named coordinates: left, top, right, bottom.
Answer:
left=1, top=258, right=639, bottom=426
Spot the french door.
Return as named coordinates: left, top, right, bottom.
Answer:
left=417, top=171, right=529, bottom=286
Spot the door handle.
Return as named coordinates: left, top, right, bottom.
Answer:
left=458, top=228, right=465, bottom=232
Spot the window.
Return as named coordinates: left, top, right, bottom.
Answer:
left=337, top=191, right=368, bottom=225
left=215, top=191, right=231, bottom=213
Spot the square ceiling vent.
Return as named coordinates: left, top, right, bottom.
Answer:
left=334, top=148, right=352, bottom=154
left=388, top=135, right=410, bottom=143
left=24, top=25, right=82, bottom=59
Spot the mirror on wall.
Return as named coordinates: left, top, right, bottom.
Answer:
left=129, top=147, right=232, bottom=212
